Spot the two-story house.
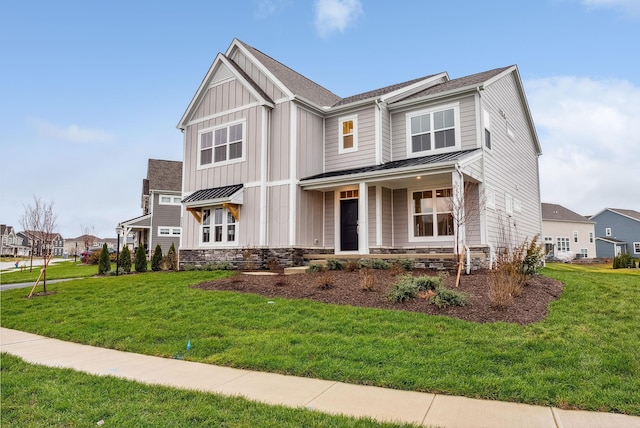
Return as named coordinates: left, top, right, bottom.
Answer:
left=541, top=203, right=595, bottom=260
left=18, top=230, right=64, bottom=257
left=118, top=159, right=182, bottom=255
left=177, top=39, right=542, bottom=269
left=1, top=224, right=29, bottom=257
left=590, top=208, right=640, bottom=258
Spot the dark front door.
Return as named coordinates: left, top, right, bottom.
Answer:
left=340, top=199, right=358, bottom=251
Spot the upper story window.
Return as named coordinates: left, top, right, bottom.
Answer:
left=589, top=232, right=594, bottom=243
left=605, top=227, right=612, bottom=237
left=483, top=109, right=491, bottom=149
left=159, top=195, right=182, bottom=205
left=338, top=115, right=358, bottom=154
left=573, top=231, right=578, bottom=243
left=199, top=120, right=245, bottom=168
left=406, top=103, right=460, bottom=157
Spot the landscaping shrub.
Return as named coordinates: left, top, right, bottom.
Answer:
left=431, top=287, right=468, bottom=308
left=316, top=270, right=334, bottom=289
left=151, top=245, right=163, bottom=271
left=345, top=260, right=360, bottom=272
left=613, top=253, right=633, bottom=269
left=307, top=264, right=324, bottom=273
left=413, top=275, right=443, bottom=291
left=387, top=274, right=420, bottom=302
left=98, top=243, right=111, bottom=275
left=326, top=258, right=345, bottom=271
left=394, top=259, right=414, bottom=271
left=522, top=235, right=545, bottom=275
left=267, top=259, right=280, bottom=272
left=89, top=250, right=101, bottom=265
left=135, top=246, right=147, bottom=273
left=164, top=243, right=178, bottom=271
left=359, top=268, right=376, bottom=291
left=358, top=259, right=390, bottom=270
left=118, top=246, right=132, bottom=273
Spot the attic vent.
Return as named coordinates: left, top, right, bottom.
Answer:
left=210, top=64, right=234, bottom=86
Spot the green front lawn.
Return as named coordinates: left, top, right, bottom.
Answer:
left=0, top=260, right=98, bottom=285
left=1, top=264, right=638, bottom=415
left=0, top=354, right=411, bottom=427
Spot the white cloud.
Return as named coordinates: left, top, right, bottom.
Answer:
left=314, top=0, right=363, bottom=38
left=28, top=117, right=115, bottom=144
left=580, top=0, right=640, bottom=15
left=525, top=76, right=640, bottom=214
left=254, top=0, right=290, bottom=19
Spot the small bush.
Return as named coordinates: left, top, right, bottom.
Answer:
left=359, top=259, right=390, bottom=270
left=242, top=248, right=258, bottom=270
left=522, top=235, right=544, bottom=275
left=431, top=287, right=468, bottom=308
left=307, top=264, right=324, bottom=273
left=326, top=259, right=345, bottom=271
left=394, top=259, right=414, bottom=271
left=98, top=243, right=111, bottom=275
left=316, top=270, right=334, bottom=289
left=165, top=243, right=178, bottom=271
left=413, top=275, right=443, bottom=291
left=613, top=253, right=633, bottom=269
left=135, top=246, right=147, bottom=273
left=182, top=264, right=196, bottom=271
left=359, top=268, right=376, bottom=291
left=118, top=246, right=132, bottom=273
left=387, top=275, right=419, bottom=302
left=88, top=250, right=101, bottom=265
left=151, top=245, right=163, bottom=271
left=267, top=259, right=280, bottom=272
left=345, top=260, right=360, bottom=272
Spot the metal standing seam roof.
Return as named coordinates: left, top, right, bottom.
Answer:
left=182, top=184, right=244, bottom=204
left=300, top=149, right=481, bottom=182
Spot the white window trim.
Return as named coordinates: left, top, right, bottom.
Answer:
left=199, top=207, right=239, bottom=247
left=589, top=232, right=594, bottom=243
left=407, top=187, right=455, bottom=243
left=406, top=102, right=461, bottom=158
left=338, top=115, right=358, bottom=154
left=485, top=187, right=495, bottom=210
left=633, top=242, right=640, bottom=254
left=557, top=237, right=571, bottom=253
left=158, top=227, right=181, bottom=237
left=605, top=227, right=612, bottom=237
left=197, top=119, right=246, bottom=170
left=159, top=195, right=182, bottom=206
left=573, top=231, right=578, bottom=243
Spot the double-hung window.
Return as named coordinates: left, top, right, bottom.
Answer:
left=557, top=237, right=570, bottom=253
left=338, top=116, right=358, bottom=153
left=199, top=121, right=244, bottom=167
left=201, top=207, right=237, bottom=245
left=410, top=188, right=454, bottom=240
left=407, top=103, right=459, bottom=156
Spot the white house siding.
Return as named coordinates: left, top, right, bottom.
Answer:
left=463, top=183, right=482, bottom=246
left=297, top=106, right=325, bottom=178
left=269, top=102, right=290, bottom=182
left=382, top=187, right=393, bottom=246
left=542, top=220, right=596, bottom=258
left=368, top=186, right=376, bottom=247
left=297, top=189, right=324, bottom=247
left=229, top=49, right=286, bottom=101
left=324, top=192, right=335, bottom=248
left=240, top=186, right=261, bottom=247
left=325, top=106, right=376, bottom=172
left=380, top=103, right=391, bottom=163
left=481, top=72, right=542, bottom=248
left=390, top=95, right=477, bottom=161
left=268, top=184, right=290, bottom=246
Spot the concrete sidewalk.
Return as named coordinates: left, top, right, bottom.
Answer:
left=1, top=328, right=638, bottom=428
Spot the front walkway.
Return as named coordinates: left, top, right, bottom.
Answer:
left=1, top=328, right=638, bottom=428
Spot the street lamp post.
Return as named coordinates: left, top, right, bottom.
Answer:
left=115, top=226, right=122, bottom=276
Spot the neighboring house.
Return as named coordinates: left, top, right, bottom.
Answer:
left=1, top=224, right=30, bottom=256
left=177, top=38, right=542, bottom=269
left=590, top=208, right=640, bottom=259
left=18, top=230, right=65, bottom=257
left=541, top=203, right=595, bottom=259
left=64, top=234, right=102, bottom=256
left=118, top=159, right=182, bottom=255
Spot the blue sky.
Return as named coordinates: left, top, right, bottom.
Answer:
left=1, top=0, right=638, bottom=239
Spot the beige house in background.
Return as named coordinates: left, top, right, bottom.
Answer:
left=541, top=203, right=595, bottom=259
left=177, top=38, right=543, bottom=269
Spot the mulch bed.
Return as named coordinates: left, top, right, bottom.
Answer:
left=193, top=268, right=564, bottom=325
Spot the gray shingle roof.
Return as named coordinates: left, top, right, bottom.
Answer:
left=332, top=74, right=441, bottom=107
left=182, top=184, right=243, bottom=203
left=608, top=208, right=640, bottom=222
left=147, top=159, right=182, bottom=193
left=236, top=40, right=341, bottom=107
left=301, top=149, right=480, bottom=182
left=541, top=203, right=593, bottom=223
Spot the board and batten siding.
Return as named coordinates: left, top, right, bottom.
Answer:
left=268, top=102, right=290, bottom=182
left=229, top=49, right=287, bottom=101
left=380, top=104, right=392, bottom=163
left=267, top=184, right=290, bottom=246
left=324, top=192, right=335, bottom=248
left=382, top=187, right=393, bottom=246
left=325, top=106, right=376, bottom=173
left=297, top=107, right=325, bottom=179
left=368, top=186, right=376, bottom=247
left=191, top=78, right=256, bottom=121
left=390, top=95, right=477, bottom=161
left=481, top=72, right=542, bottom=247
left=297, top=189, right=324, bottom=247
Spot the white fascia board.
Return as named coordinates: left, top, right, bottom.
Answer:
left=229, top=38, right=295, bottom=100
left=218, top=55, right=274, bottom=109
left=380, top=72, right=449, bottom=104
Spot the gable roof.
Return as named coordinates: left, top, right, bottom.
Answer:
left=590, top=208, right=640, bottom=223
left=541, top=203, right=594, bottom=223
left=146, top=159, right=182, bottom=193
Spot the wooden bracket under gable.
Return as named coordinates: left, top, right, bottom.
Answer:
left=223, top=203, right=240, bottom=221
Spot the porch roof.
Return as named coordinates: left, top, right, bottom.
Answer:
left=182, top=184, right=244, bottom=207
left=300, top=149, right=481, bottom=187
left=119, top=214, right=151, bottom=229
left=595, top=237, right=627, bottom=245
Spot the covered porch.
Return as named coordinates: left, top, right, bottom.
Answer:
left=117, top=214, right=151, bottom=254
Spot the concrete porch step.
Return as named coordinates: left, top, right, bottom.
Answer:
left=283, top=266, right=309, bottom=275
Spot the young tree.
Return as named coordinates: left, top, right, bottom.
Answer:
left=151, top=244, right=163, bottom=271
left=98, top=243, right=111, bottom=274
left=80, top=225, right=96, bottom=252
left=135, top=245, right=147, bottom=273
left=164, top=242, right=178, bottom=271
left=20, top=196, right=57, bottom=292
left=119, top=245, right=132, bottom=273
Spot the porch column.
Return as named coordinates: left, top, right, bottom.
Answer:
left=358, top=182, right=369, bottom=254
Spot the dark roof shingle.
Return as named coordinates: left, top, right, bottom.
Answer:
left=147, top=159, right=182, bottom=192
left=541, top=203, right=593, bottom=223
